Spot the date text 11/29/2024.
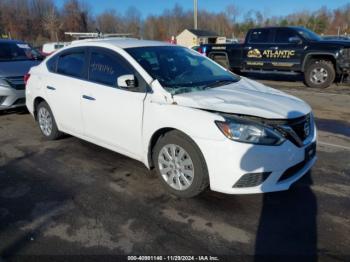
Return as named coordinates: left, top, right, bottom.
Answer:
left=127, top=255, right=220, bottom=261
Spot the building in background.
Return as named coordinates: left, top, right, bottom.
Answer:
left=176, top=29, right=218, bottom=48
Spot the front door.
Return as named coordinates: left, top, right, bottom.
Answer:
left=81, top=47, right=147, bottom=159
left=269, top=28, right=305, bottom=71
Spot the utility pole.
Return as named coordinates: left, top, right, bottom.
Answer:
left=194, top=0, right=198, bottom=29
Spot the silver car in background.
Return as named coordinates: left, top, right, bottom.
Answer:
left=0, top=39, right=42, bottom=111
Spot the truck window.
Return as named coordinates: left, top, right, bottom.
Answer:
left=275, top=29, right=300, bottom=43
left=248, top=29, right=271, bottom=44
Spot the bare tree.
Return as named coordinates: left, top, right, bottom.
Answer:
left=124, top=6, right=142, bottom=37
left=225, top=4, right=239, bottom=24
left=62, top=0, right=89, bottom=32
left=96, top=10, right=123, bottom=33
left=1, top=0, right=350, bottom=44
left=43, top=8, right=61, bottom=41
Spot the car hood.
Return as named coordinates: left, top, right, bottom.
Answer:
left=172, top=77, right=311, bottom=119
left=317, top=40, right=350, bottom=47
left=0, top=60, right=40, bottom=77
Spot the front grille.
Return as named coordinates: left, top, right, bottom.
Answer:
left=287, top=114, right=310, bottom=141
left=262, top=114, right=312, bottom=147
left=233, top=172, right=271, bottom=188
left=6, top=76, right=25, bottom=90
left=341, top=48, right=350, bottom=58
left=13, top=98, right=25, bottom=105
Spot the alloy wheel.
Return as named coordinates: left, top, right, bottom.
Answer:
left=38, top=107, right=53, bottom=136
left=158, top=144, right=194, bottom=191
left=310, top=67, right=328, bottom=85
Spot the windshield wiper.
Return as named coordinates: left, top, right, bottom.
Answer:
left=168, top=86, right=194, bottom=95
left=166, top=79, right=238, bottom=95
left=204, top=79, right=237, bottom=89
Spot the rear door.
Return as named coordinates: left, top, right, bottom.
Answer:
left=44, top=47, right=87, bottom=135
left=271, top=28, right=305, bottom=71
left=244, top=29, right=274, bottom=70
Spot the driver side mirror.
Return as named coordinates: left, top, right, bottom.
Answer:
left=117, top=74, right=136, bottom=89
left=289, top=36, right=302, bottom=44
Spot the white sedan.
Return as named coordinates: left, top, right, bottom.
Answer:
left=25, top=39, right=317, bottom=198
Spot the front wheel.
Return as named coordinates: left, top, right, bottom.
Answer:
left=36, top=101, right=62, bottom=140
left=152, top=130, right=209, bottom=198
left=304, top=60, right=335, bottom=88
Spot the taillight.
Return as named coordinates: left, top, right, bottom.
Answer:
left=24, top=73, right=30, bottom=86
left=202, top=46, right=207, bottom=56
left=197, top=46, right=207, bottom=56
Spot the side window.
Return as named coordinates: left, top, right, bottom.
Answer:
left=249, top=29, right=271, bottom=43
left=57, top=51, right=85, bottom=78
left=275, top=29, right=300, bottom=43
left=88, top=50, right=133, bottom=87
left=46, top=55, right=58, bottom=72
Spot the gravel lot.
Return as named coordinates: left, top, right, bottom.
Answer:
left=0, top=78, right=350, bottom=261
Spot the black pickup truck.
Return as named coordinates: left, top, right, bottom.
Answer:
left=201, top=26, right=350, bottom=88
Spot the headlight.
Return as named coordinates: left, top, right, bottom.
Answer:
left=0, top=78, right=10, bottom=88
left=216, top=116, right=285, bottom=146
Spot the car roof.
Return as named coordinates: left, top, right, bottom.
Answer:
left=70, top=38, right=173, bottom=49
left=0, top=39, right=25, bottom=44
left=250, top=26, right=306, bottom=31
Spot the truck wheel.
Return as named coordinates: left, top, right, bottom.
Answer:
left=152, top=130, right=209, bottom=198
left=209, top=53, right=230, bottom=70
left=36, top=101, right=62, bottom=140
left=304, top=60, right=335, bottom=88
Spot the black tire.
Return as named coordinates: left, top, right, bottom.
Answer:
left=304, top=60, right=335, bottom=88
left=209, top=53, right=230, bottom=70
left=36, top=101, right=62, bottom=140
left=232, top=69, right=245, bottom=76
left=152, top=130, right=209, bottom=198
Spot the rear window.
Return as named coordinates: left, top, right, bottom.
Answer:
left=0, top=42, right=41, bottom=61
left=54, top=44, right=64, bottom=49
left=46, top=56, right=58, bottom=72
left=249, top=29, right=271, bottom=43
left=57, top=51, right=85, bottom=78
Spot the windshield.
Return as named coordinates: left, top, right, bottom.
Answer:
left=297, top=28, right=322, bottom=41
left=126, top=46, right=240, bottom=95
left=0, top=42, right=43, bottom=62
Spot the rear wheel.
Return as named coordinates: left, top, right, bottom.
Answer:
left=36, top=101, right=62, bottom=140
left=304, top=60, right=335, bottom=88
left=209, top=53, right=230, bottom=69
left=152, top=130, right=209, bottom=198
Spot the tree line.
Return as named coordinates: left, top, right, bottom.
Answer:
left=0, top=0, right=349, bottom=46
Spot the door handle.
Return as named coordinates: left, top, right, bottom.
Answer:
left=47, top=86, right=56, bottom=90
left=82, top=95, right=96, bottom=101
left=244, top=46, right=252, bottom=50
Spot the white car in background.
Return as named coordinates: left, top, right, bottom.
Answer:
left=25, top=39, right=317, bottom=198
left=42, top=42, right=70, bottom=55
left=0, top=39, right=43, bottom=111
